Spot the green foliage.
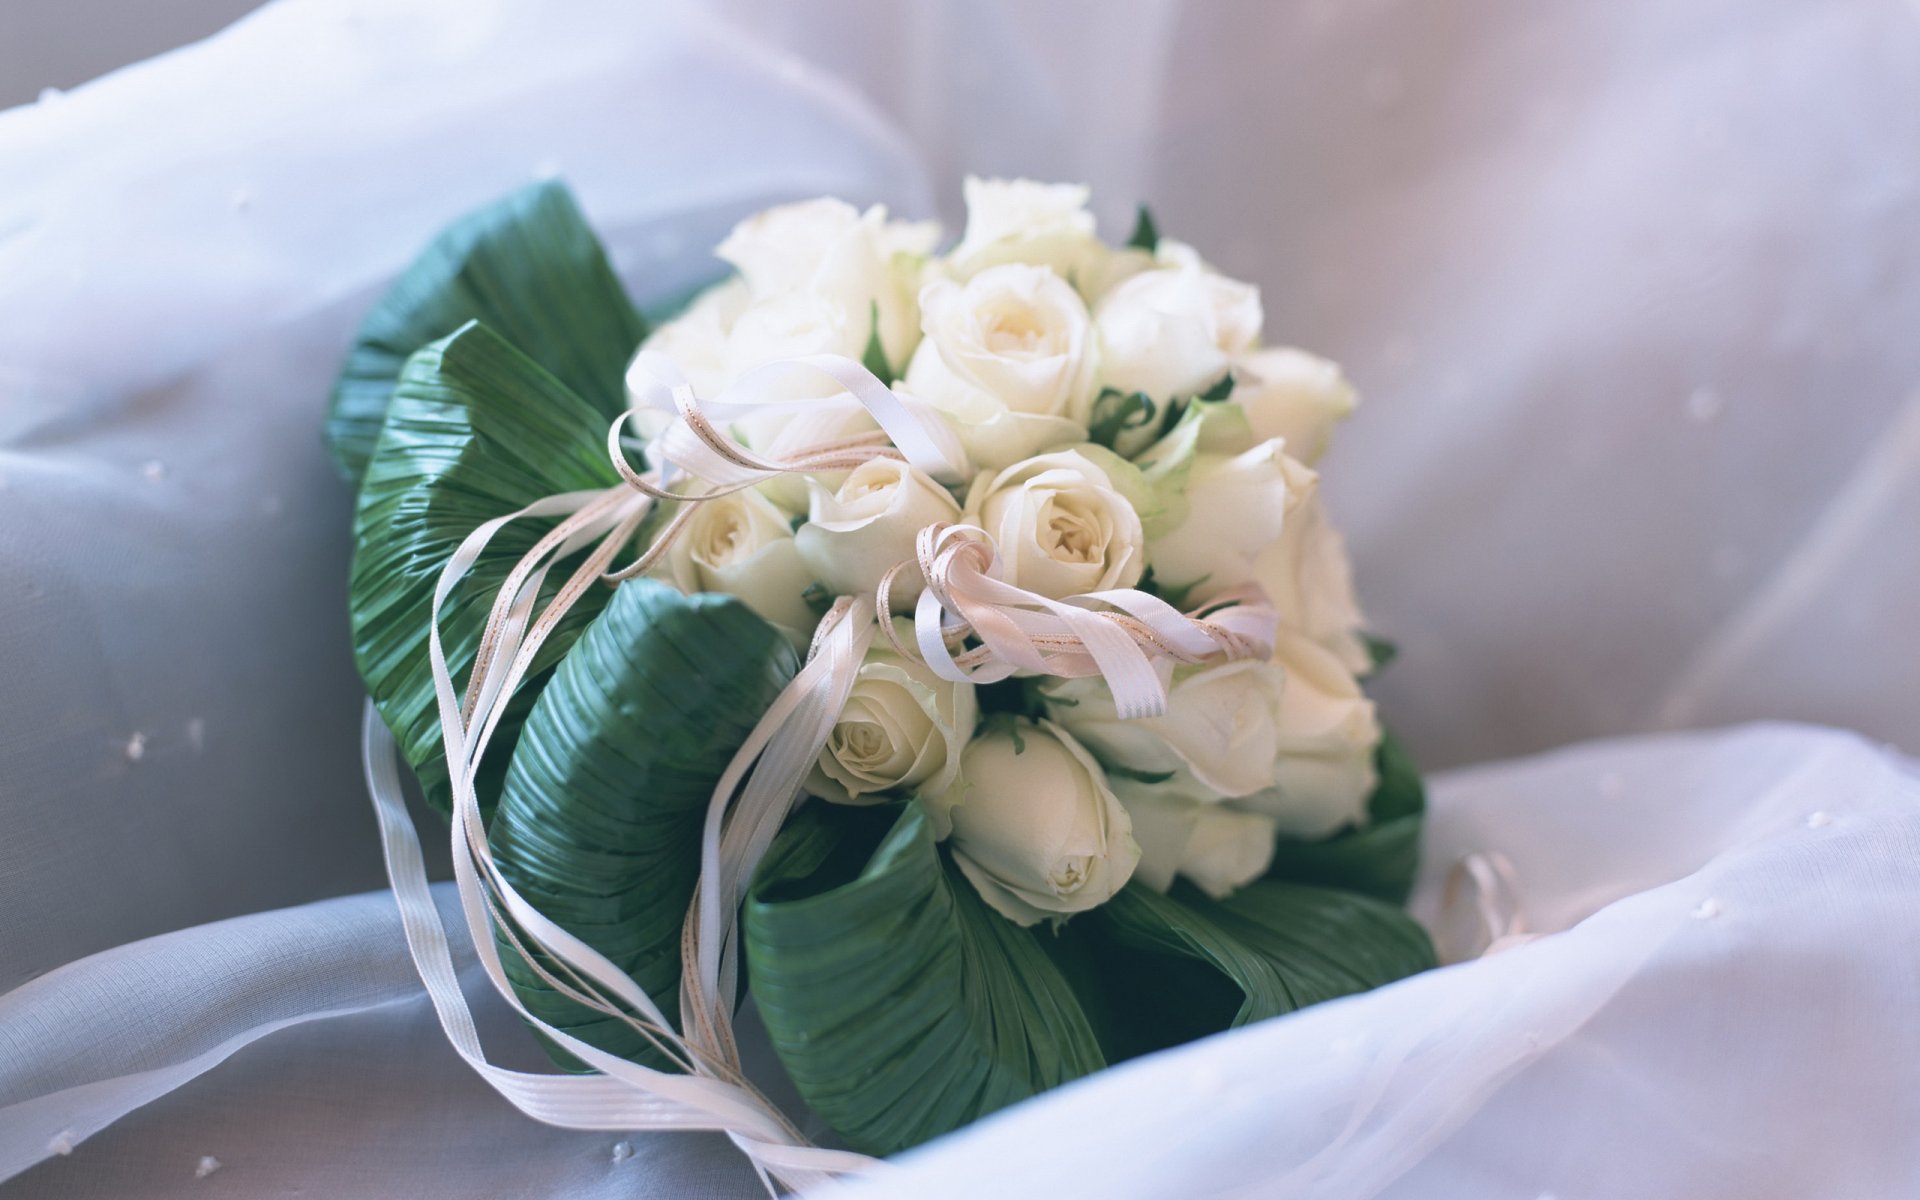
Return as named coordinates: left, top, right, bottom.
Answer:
left=1196, top=370, right=1235, bottom=403
left=327, top=180, right=644, bottom=485
left=745, top=802, right=1107, bottom=1155
left=1126, top=204, right=1160, bottom=252
left=348, top=322, right=623, bottom=815
left=489, top=580, right=795, bottom=1068
left=861, top=299, right=894, bottom=382
left=1076, top=877, right=1436, bottom=1061
left=1364, top=633, right=1400, bottom=671
left=1086, top=387, right=1159, bottom=450
left=1264, top=730, right=1428, bottom=905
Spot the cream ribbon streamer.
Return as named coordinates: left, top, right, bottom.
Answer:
left=365, top=351, right=1283, bottom=1192
left=1437, top=850, right=1535, bottom=963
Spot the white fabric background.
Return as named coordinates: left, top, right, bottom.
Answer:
left=1, top=0, right=1916, bottom=1196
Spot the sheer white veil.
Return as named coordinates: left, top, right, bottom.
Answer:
left=2, top=1, right=1916, bottom=1196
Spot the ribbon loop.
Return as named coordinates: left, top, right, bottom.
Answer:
left=903, top=522, right=1278, bottom=718
left=628, top=348, right=971, bottom=487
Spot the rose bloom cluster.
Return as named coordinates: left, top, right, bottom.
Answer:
left=638, top=179, right=1378, bottom=927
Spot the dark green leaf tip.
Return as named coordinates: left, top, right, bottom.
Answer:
left=1126, top=204, right=1160, bottom=253
left=326, top=179, right=645, bottom=486
left=1196, top=371, right=1235, bottom=403
left=801, top=582, right=835, bottom=617
left=1087, top=388, right=1159, bottom=450
left=862, top=299, right=893, bottom=382
left=1104, top=763, right=1177, bottom=785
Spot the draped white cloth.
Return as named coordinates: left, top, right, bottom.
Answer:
left=3, top=0, right=1918, bottom=1196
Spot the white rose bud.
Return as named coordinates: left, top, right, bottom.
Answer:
left=1145, top=438, right=1296, bottom=603
left=1095, top=262, right=1262, bottom=403
left=654, top=486, right=818, bottom=637
left=1040, top=658, right=1290, bottom=802
left=904, top=264, right=1097, bottom=470
left=964, top=448, right=1146, bottom=600
left=717, top=197, right=937, bottom=371
left=1252, top=455, right=1371, bottom=674
left=945, top=177, right=1107, bottom=288
left=809, top=627, right=977, bottom=805
left=1230, top=629, right=1380, bottom=840
left=794, top=458, right=962, bottom=605
left=1229, top=348, right=1358, bottom=466
left=1114, top=780, right=1279, bottom=900
left=931, top=719, right=1140, bottom=926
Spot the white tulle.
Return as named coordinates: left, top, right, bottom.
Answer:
left=3, top=0, right=1918, bottom=1196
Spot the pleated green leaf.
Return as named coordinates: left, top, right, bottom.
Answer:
left=327, top=180, right=645, bottom=484
left=488, top=579, right=796, bottom=1068
left=743, top=802, right=1108, bottom=1157
left=349, top=320, right=623, bottom=815
left=1263, top=729, right=1427, bottom=904
left=1079, top=878, right=1436, bottom=1061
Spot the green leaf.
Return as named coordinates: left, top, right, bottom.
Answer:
left=489, top=579, right=796, bottom=1069
left=861, top=299, right=894, bottom=382
left=327, top=180, right=646, bottom=485
left=1078, top=876, right=1435, bottom=1060
left=1195, top=370, right=1235, bottom=403
left=1103, top=762, right=1178, bottom=786
left=1132, top=396, right=1257, bottom=535
left=1126, top=204, right=1160, bottom=252
left=1263, top=730, right=1427, bottom=905
left=349, top=321, right=623, bottom=816
left=1085, top=388, right=1157, bottom=450
left=1363, top=633, right=1399, bottom=672
left=745, top=801, right=1107, bottom=1156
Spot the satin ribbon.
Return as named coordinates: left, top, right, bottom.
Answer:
left=894, top=524, right=1277, bottom=721
left=1439, top=851, right=1535, bottom=961
left=366, top=351, right=1283, bottom=1191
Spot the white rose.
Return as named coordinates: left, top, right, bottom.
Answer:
left=1229, top=348, right=1358, bottom=466
left=654, top=486, right=818, bottom=637
left=964, top=448, right=1146, bottom=599
left=930, top=719, right=1140, bottom=926
left=1230, top=629, right=1380, bottom=840
left=1095, top=262, right=1262, bottom=402
left=794, top=458, right=962, bottom=605
left=717, top=197, right=937, bottom=371
left=724, top=288, right=869, bottom=379
left=1252, top=455, right=1371, bottom=674
left=904, top=264, right=1097, bottom=470
left=632, top=277, right=750, bottom=412
left=1144, top=438, right=1296, bottom=602
left=1040, top=658, right=1290, bottom=801
left=808, top=627, right=977, bottom=805
left=945, top=177, right=1107, bottom=288
left=1114, top=781, right=1278, bottom=900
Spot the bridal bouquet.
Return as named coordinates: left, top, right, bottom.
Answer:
left=332, top=177, right=1434, bottom=1183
